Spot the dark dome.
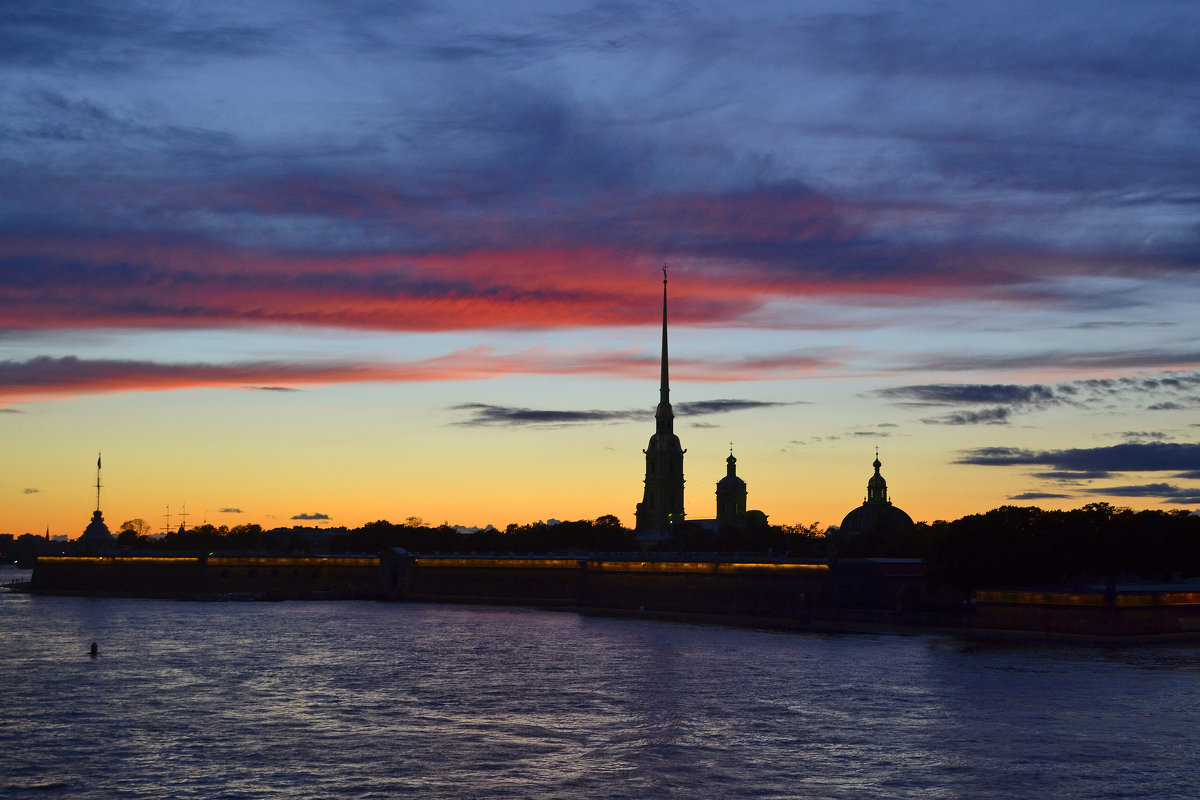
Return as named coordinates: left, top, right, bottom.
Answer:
left=841, top=452, right=913, bottom=538
left=717, top=474, right=746, bottom=491
left=717, top=453, right=746, bottom=492
left=839, top=502, right=914, bottom=537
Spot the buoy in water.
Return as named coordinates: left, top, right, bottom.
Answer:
left=90, top=642, right=98, bottom=658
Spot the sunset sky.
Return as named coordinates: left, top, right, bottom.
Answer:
left=4, top=1, right=1200, bottom=537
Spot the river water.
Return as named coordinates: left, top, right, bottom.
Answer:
left=2, top=565, right=1197, bottom=799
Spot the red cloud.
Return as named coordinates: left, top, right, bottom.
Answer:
left=0, top=348, right=842, bottom=403
left=1, top=182, right=1177, bottom=337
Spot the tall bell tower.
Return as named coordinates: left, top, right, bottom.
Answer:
left=635, top=269, right=685, bottom=533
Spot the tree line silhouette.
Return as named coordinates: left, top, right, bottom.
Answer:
left=103, top=502, right=1200, bottom=591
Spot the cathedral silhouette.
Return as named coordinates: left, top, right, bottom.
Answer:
left=634, top=272, right=912, bottom=540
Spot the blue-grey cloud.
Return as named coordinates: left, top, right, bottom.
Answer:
left=1031, top=470, right=1115, bottom=482
left=675, top=399, right=799, bottom=416
left=0, top=354, right=390, bottom=397
left=881, top=384, right=1057, bottom=407
left=1120, top=431, right=1167, bottom=441
left=292, top=512, right=330, bottom=521
left=1083, top=483, right=1200, bottom=505
left=958, top=442, right=1200, bottom=474
left=2, top=1, right=1197, bottom=264
left=23, top=487, right=38, bottom=494
left=451, top=399, right=795, bottom=427
left=1008, top=492, right=1073, bottom=501
left=920, top=407, right=1012, bottom=426
left=1148, top=401, right=1197, bottom=411
left=886, top=371, right=1200, bottom=425
left=451, top=405, right=639, bottom=427
left=219, top=507, right=242, bottom=514
left=909, top=352, right=1200, bottom=374
left=0, top=2, right=279, bottom=72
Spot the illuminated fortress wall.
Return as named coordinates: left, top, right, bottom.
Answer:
left=27, top=556, right=1200, bottom=638
left=383, top=555, right=951, bottom=625
left=974, top=590, right=1200, bottom=638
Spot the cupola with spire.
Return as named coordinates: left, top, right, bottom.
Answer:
left=839, top=451, right=914, bottom=540
left=715, top=448, right=748, bottom=527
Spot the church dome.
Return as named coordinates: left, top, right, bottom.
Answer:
left=839, top=502, right=914, bottom=537
left=717, top=454, right=746, bottom=492
left=717, top=474, right=747, bottom=491
left=839, top=453, right=914, bottom=537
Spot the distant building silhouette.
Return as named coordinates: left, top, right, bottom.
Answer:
left=79, top=453, right=114, bottom=547
left=839, top=452, right=914, bottom=538
left=635, top=271, right=685, bottom=534
left=715, top=449, right=747, bottom=528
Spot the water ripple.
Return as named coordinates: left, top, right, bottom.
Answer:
left=2, top=570, right=1198, bottom=799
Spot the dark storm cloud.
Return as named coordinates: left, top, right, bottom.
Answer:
left=957, top=442, right=1200, bottom=474
left=451, top=399, right=794, bottom=428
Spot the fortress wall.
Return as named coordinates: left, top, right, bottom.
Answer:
left=32, top=556, right=380, bottom=598
left=32, top=554, right=950, bottom=629
left=974, top=590, right=1200, bottom=637
left=32, top=557, right=206, bottom=597
left=205, top=557, right=380, bottom=595
left=577, top=562, right=830, bottom=617
left=404, top=558, right=584, bottom=605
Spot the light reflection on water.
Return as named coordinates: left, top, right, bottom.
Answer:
left=2, top=568, right=1198, bottom=799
